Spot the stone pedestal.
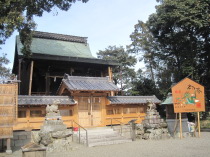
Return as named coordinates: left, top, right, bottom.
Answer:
left=34, top=101, right=72, bottom=152
left=6, top=138, right=12, bottom=154
left=136, top=101, right=170, bottom=140
left=166, top=118, right=189, bottom=137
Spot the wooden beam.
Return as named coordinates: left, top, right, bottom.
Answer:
left=108, top=66, right=113, bottom=81
left=18, top=59, right=22, bottom=94
left=28, top=61, right=34, bottom=95
left=15, top=83, right=18, bottom=120
left=58, top=84, right=65, bottom=95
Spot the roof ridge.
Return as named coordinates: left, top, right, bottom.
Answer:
left=66, top=75, right=110, bottom=81
left=60, top=75, right=119, bottom=92
left=32, top=31, right=88, bottom=43
left=108, top=96, right=155, bottom=97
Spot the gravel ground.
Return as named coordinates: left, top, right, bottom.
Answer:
left=1, top=132, right=210, bottom=157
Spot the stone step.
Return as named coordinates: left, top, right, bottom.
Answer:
left=113, top=127, right=131, bottom=132
left=83, top=136, right=129, bottom=144
left=74, top=130, right=118, bottom=136
left=74, top=127, right=132, bottom=147
left=80, top=132, right=120, bottom=141
left=74, top=128, right=114, bottom=134
left=88, top=139, right=132, bottom=147
left=79, top=132, right=119, bottom=140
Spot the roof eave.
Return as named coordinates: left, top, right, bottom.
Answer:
left=18, top=53, right=119, bottom=66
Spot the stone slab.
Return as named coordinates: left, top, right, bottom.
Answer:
left=166, top=118, right=189, bottom=135
left=14, top=140, right=23, bottom=147
left=18, top=135, right=27, bottom=140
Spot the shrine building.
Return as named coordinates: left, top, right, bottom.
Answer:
left=12, top=31, right=160, bottom=130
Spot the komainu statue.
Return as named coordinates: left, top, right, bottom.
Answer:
left=146, top=100, right=156, bottom=112
left=46, top=100, right=60, bottom=118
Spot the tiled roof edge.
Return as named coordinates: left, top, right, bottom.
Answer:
left=32, top=31, right=88, bottom=44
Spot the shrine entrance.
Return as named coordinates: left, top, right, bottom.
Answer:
left=78, top=96, right=102, bottom=127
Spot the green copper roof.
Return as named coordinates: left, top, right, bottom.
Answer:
left=161, top=93, right=173, bottom=105
left=16, top=35, right=94, bottom=58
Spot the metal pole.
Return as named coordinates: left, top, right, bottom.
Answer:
left=79, top=127, right=81, bottom=143
left=72, top=120, right=74, bottom=142
left=86, top=131, right=88, bottom=147
left=120, top=124, right=122, bottom=135
left=111, top=119, right=113, bottom=128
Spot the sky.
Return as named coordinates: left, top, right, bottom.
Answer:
left=1, top=0, right=158, bottom=69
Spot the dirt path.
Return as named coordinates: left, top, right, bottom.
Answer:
left=2, top=132, right=210, bottom=157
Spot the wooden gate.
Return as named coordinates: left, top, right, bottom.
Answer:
left=78, top=96, right=102, bottom=127
left=0, top=83, right=18, bottom=138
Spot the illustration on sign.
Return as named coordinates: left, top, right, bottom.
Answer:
left=172, top=78, right=205, bottom=113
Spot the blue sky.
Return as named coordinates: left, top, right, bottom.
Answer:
left=1, top=0, right=158, bottom=69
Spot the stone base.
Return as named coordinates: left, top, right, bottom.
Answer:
left=166, top=118, right=189, bottom=136
left=46, top=137, right=73, bottom=152
left=6, top=149, right=12, bottom=154
left=0, top=131, right=32, bottom=151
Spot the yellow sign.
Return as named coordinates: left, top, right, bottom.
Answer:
left=172, top=78, right=205, bottom=113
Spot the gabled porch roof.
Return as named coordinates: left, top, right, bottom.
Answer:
left=59, top=74, right=119, bottom=92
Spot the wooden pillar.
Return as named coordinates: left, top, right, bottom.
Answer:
left=26, top=106, right=30, bottom=130
left=110, top=91, right=114, bottom=96
left=28, top=61, right=34, bottom=95
left=108, top=66, right=113, bottom=81
left=198, top=112, right=201, bottom=137
left=18, top=59, right=22, bottom=94
left=6, top=138, right=12, bottom=154
left=179, top=113, right=182, bottom=139
left=121, top=106, right=124, bottom=123
left=15, top=83, right=18, bottom=119
left=45, top=73, right=50, bottom=95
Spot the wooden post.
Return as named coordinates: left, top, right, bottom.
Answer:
left=179, top=112, right=182, bottom=139
left=18, top=59, right=22, bottom=94
left=197, top=112, right=201, bottom=137
left=110, top=91, right=114, bottom=96
left=45, top=73, right=50, bottom=95
left=121, top=106, right=123, bottom=123
left=108, top=66, right=113, bottom=81
left=15, top=83, right=18, bottom=120
left=28, top=61, right=34, bottom=95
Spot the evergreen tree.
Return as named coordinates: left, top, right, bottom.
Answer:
left=0, top=54, right=11, bottom=82
left=129, top=0, right=210, bottom=101
left=97, top=46, right=136, bottom=95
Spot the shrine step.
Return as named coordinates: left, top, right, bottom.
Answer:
left=74, top=127, right=132, bottom=147
left=112, top=125, right=132, bottom=138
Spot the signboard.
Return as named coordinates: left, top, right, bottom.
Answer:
left=172, top=78, right=205, bottom=113
left=0, top=84, right=18, bottom=138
